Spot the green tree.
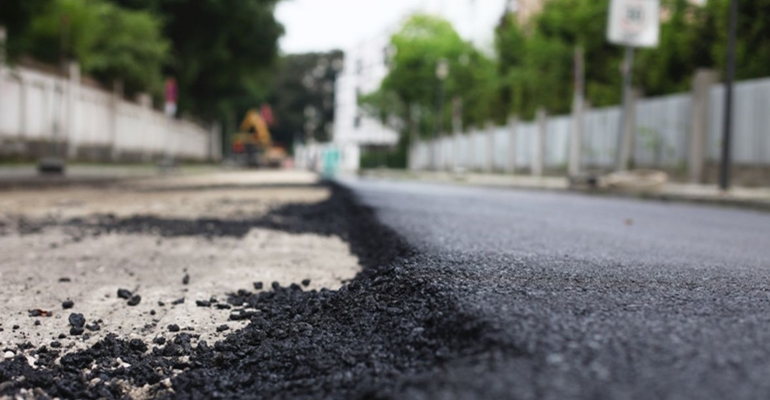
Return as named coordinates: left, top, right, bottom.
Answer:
left=0, top=0, right=49, bottom=61
left=23, top=0, right=169, bottom=96
left=496, top=0, right=623, bottom=119
left=109, top=0, right=284, bottom=120
left=636, top=0, right=712, bottom=96
left=705, top=0, right=770, bottom=81
left=364, top=14, right=497, bottom=139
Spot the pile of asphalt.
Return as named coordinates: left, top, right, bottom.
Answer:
left=0, top=185, right=494, bottom=399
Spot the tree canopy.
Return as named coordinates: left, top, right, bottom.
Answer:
left=108, top=0, right=284, bottom=119
left=1, top=0, right=283, bottom=122
left=362, top=14, right=497, bottom=139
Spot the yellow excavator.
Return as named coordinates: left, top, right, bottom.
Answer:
left=231, top=109, right=286, bottom=168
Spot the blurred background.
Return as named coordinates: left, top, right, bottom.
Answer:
left=0, top=0, right=768, bottom=187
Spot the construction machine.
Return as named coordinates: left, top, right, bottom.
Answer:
left=231, top=108, right=287, bottom=168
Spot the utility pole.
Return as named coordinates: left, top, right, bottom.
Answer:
left=720, top=0, right=738, bottom=191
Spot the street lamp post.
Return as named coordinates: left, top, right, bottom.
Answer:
left=434, top=58, right=449, bottom=170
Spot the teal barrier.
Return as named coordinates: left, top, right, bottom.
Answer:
left=322, top=147, right=340, bottom=178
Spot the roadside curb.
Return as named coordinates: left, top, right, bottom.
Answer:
left=357, top=169, right=770, bottom=213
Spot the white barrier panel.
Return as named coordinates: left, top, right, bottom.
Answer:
left=0, top=64, right=216, bottom=161
left=408, top=75, right=770, bottom=172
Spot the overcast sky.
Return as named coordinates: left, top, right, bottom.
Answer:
left=275, top=0, right=509, bottom=54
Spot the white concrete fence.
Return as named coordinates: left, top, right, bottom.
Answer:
left=411, top=71, right=770, bottom=183
left=0, top=37, right=220, bottom=162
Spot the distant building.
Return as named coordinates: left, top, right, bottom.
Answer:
left=508, top=0, right=549, bottom=26
left=332, top=34, right=399, bottom=172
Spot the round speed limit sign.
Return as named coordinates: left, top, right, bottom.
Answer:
left=607, top=0, right=660, bottom=48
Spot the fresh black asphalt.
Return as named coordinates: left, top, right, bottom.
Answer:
left=344, top=179, right=770, bottom=399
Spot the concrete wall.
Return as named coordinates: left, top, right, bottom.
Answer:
left=0, top=62, right=220, bottom=162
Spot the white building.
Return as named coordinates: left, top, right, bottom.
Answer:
left=331, top=0, right=510, bottom=172
left=332, top=34, right=399, bottom=172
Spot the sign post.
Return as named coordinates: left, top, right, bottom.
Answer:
left=719, top=0, right=738, bottom=191
left=607, top=0, right=660, bottom=171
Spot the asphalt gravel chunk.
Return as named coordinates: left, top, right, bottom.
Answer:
left=68, top=313, right=85, bottom=328
left=127, top=295, right=142, bottom=306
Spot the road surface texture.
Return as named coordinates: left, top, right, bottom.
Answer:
left=2, top=175, right=770, bottom=399
left=343, top=179, right=770, bottom=400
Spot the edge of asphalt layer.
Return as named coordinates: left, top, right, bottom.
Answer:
left=358, top=171, right=770, bottom=213
left=0, top=182, right=502, bottom=399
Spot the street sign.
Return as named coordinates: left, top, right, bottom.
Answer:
left=607, top=0, right=660, bottom=48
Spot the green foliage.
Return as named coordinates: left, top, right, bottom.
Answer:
left=25, top=0, right=106, bottom=68
left=635, top=0, right=711, bottom=96
left=88, top=5, right=169, bottom=96
left=496, top=0, right=622, bottom=118
left=19, top=0, right=169, bottom=96
left=363, top=14, right=497, bottom=139
left=705, top=0, right=770, bottom=81
left=0, top=0, right=49, bottom=61
left=360, top=138, right=409, bottom=170
left=3, top=0, right=283, bottom=122
left=111, top=0, right=284, bottom=119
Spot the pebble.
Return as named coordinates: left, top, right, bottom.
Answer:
left=68, top=313, right=85, bottom=328
left=127, top=295, right=142, bottom=306
left=117, top=289, right=132, bottom=299
left=62, top=300, right=74, bottom=309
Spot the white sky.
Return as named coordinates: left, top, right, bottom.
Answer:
left=275, top=0, right=509, bottom=54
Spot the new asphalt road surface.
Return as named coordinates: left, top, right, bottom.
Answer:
left=344, top=178, right=770, bottom=400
